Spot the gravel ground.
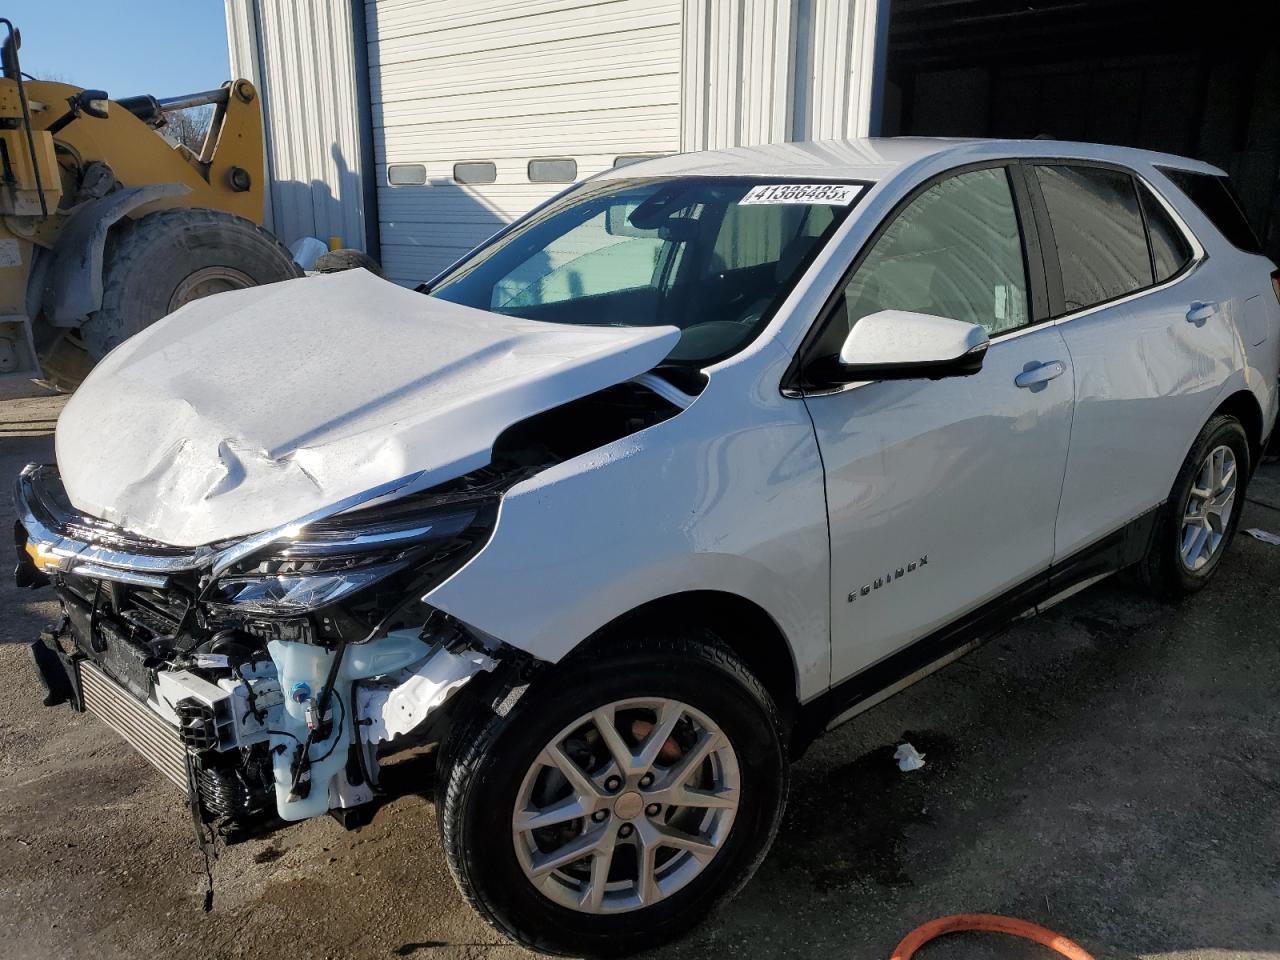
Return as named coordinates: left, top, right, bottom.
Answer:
left=1, top=392, right=1278, bottom=960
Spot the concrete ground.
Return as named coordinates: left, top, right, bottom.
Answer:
left=0, top=392, right=1278, bottom=960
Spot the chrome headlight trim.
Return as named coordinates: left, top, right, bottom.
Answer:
left=16, top=465, right=486, bottom=602
left=204, top=481, right=491, bottom=616
left=207, top=471, right=428, bottom=579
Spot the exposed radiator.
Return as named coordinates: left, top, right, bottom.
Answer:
left=78, top=659, right=188, bottom=792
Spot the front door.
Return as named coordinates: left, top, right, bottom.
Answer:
left=799, top=165, right=1076, bottom=683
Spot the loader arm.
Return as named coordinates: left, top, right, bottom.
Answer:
left=0, top=21, right=288, bottom=390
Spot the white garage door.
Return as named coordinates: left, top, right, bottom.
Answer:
left=366, top=0, right=685, bottom=286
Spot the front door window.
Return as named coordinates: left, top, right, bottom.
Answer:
left=839, top=167, right=1030, bottom=338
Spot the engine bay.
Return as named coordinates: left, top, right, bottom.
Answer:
left=18, top=378, right=685, bottom=840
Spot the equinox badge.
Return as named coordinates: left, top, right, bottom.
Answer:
left=848, top=555, right=928, bottom=603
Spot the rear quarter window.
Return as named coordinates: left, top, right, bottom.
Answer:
left=1158, top=167, right=1263, bottom=255
left=1138, top=184, right=1193, bottom=283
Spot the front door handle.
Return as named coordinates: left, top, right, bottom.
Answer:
left=1186, top=301, right=1220, bottom=325
left=1014, top=360, right=1066, bottom=389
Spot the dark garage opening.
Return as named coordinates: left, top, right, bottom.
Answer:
left=881, top=0, right=1280, bottom=260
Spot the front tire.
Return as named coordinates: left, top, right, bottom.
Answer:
left=437, top=633, right=787, bottom=957
left=1138, top=413, right=1249, bottom=597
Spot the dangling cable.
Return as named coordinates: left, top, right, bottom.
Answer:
left=182, top=750, right=218, bottom=912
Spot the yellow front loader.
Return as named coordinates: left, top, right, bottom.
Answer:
left=0, top=18, right=299, bottom=390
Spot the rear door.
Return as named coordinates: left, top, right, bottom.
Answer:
left=1027, top=163, right=1233, bottom=560
left=798, top=164, right=1076, bottom=683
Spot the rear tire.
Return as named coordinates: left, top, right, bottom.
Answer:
left=75, top=208, right=301, bottom=371
left=1138, top=414, right=1249, bottom=598
left=437, top=632, right=787, bottom=957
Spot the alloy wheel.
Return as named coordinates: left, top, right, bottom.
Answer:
left=1180, top=443, right=1237, bottom=572
left=511, top=697, right=740, bottom=914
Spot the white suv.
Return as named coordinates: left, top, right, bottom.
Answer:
left=18, top=138, right=1280, bottom=956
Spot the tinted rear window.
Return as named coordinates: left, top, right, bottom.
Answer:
left=1035, top=165, right=1153, bottom=313
left=1158, top=168, right=1263, bottom=255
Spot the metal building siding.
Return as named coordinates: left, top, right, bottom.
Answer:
left=802, top=0, right=883, bottom=140
left=680, top=0, right=793, bottom=151
left=230, top=0, right=883, bottom=283
left=367, top=0, right=685, bottom=286
left=225, top=0, right=369, bottom=252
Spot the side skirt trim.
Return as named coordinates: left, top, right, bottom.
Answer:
left=823, top=637, right=983, bottom=732
left=798, top=507, right=1159, bottom=746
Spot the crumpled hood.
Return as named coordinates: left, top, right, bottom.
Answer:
left=56, top=270, right=679, bottom=546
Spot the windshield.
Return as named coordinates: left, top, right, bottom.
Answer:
left=426, top=177, right=865, bottom=367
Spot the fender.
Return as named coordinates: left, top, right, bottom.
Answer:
left=1206, top=369, right=1276, bottom=463
left=423, top=349, right=835, bottom=702
left=41, top=182, right=191, bottom=326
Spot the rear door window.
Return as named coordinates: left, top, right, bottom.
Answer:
left=1157, top=167, right=1264, bottom=255
left=1034, top=165, right=1153, bottom=313
left=1138, top=184, right=1193, bottom=283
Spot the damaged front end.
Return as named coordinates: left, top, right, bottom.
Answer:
left=15, top=461, right=516, bottom=839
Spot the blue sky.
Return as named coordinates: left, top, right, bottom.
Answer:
left=7, top=0, right=230, bottom=97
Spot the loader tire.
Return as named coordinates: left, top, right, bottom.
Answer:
left=313, top=248, right=384, bottom=278
left=76, top=207, right=301, bottom=370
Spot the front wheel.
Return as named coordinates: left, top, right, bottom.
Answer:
left=1138, top=413, right=1250, bottom=597
left=437, top=633, right=787, bottom=957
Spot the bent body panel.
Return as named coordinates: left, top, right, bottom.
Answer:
left=425, top=344, right=834, bottom=700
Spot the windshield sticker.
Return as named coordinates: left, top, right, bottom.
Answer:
left=740, top=183, right=863, bottom=206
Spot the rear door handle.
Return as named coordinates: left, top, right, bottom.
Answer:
left=1186, top=301, right=1220, bottom=325
left=1014, top=360, right=1066, bottom=389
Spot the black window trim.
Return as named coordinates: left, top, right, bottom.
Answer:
left=1020, top=158, right=1204, bottom=323
left=783, top=158, right=1051, bottom=397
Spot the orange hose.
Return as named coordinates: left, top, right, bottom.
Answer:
left=890, top=914, right=1096, bottom=960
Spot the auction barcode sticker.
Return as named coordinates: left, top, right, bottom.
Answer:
left=740, top=183, right=863, bottom=206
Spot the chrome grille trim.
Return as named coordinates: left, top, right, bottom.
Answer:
left=78, top=660, right=188, bottom=792
left=15, top=465, right=214, bottom=574
left=68, top=562, right=170, bottom=589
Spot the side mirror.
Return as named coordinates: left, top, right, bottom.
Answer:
left=48, top=89, right=110, bottom=136
left=837, top=309, right=989, bottom=381
left=76, top=90, right=110, bottom=120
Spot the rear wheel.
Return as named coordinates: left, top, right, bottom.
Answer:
left=1138, top=414, right=1250, bottom=597
left=437, top=633, right=787, bottom=956
left=46, top=208, right=301, bottom=390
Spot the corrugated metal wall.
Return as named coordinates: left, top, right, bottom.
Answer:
left=226, top=0, right=884, bottom=280
left=679, top=0, right=884, bottom=150
left=368, top=0, right=686, bottom=285
left=803, top=0, right=884, bottom=139
left=225, top=0, right=369, bottom=253
left=680, top=0, right=794, bottom=150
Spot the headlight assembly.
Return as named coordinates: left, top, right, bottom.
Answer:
left=208, top=500, right=490, bottom=617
